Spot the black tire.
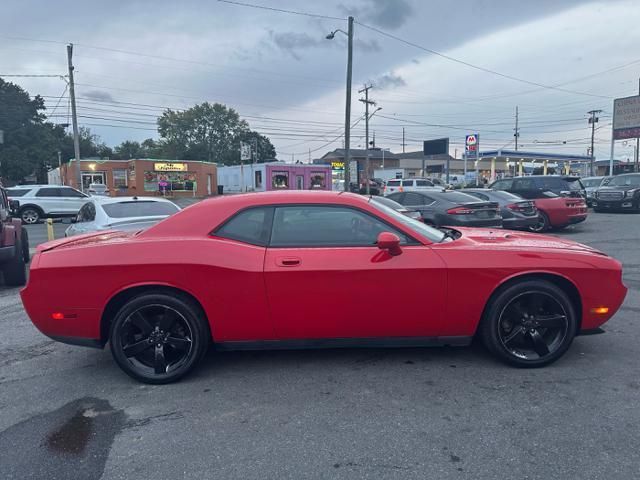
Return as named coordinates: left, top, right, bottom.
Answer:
left=19, top=207, right=41, bottom=224
left=109, top=292, right=210, bottom=384
left=528, top=211, right=550, bottom=233
left=2, top=233, right=27, bottom=286
left=478, top=280, right=578, bottom=368
left=20, top=228, right=30, bottom=264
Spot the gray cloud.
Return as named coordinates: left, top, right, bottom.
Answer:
left=341, top=0, right=414, bottom=29
left=83, top=90, right=116, bottom=103
left=371, top=72, right=406, bottom=90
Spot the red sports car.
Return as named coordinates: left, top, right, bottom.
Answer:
left=529, top=196, right=588, bottom=232
left=21, top=191, right=626, bottom=383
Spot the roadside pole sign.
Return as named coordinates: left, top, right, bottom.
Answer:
left=613, top=95, right=640, bottom=140
left=466, top=133, right=480, bottom=185
left=240, top=142, right=252, bottom=161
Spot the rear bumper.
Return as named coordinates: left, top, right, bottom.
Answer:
left=502, top=216, right=538, bottom=230
left=439, top=216, right=502, bottom=228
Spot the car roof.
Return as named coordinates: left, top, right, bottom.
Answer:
left=90, top=195, right=177, bottom=205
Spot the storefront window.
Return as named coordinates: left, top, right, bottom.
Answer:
left=272, top=171, right=289, bottom=189
left=310, top=172, right=326, bottom=189
left=144, top=171, right=197, bottom=192
left=113, top=169, right=127, bottom=188
left=255, top=171, right=263, bottom=188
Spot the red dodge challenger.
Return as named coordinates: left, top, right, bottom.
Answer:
left=21, top=191, right=626, bottom=383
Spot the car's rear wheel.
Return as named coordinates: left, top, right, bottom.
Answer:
left=19, top=207, right=41, bottom=224
left=528, top=211, right=549, bottom=232
left=110, top=292, right=210, bottom=384
left=479, top=280, right=577, bottom=368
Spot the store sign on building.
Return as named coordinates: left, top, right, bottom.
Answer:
left=331, top=161, right=345, bottom=170
left=154, top=162, right=188, bottom=172
left=613, top=95, right=640, bottom=140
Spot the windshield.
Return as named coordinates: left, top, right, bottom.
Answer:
left=581, top=178, right=602, bottom=188
left=102, top=201, right=179, bottom=218
left=608, top=175, right=640, bottom=187
left=369, top=198, right=445, bottom=243
left=566, top=179, right=584, bottom=190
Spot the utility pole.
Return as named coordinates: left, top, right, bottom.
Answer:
left=359, top=84, right=375, bottom=195
left=588, top=109, right=602, bottom=176
left=66, top=44, right=82, bottom=192
left=636, top=78, right=640, bottom=173
left=402, top=127, right=405, bottom=153
left=342, top=17, right=354, bottom=191
left=514, top=106, right=520, bottom=151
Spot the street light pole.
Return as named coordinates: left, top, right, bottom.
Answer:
left=588, top=110, right=601, bottom=176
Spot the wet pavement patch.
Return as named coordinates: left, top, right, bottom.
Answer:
left=0, top=397, right=125, bottom=480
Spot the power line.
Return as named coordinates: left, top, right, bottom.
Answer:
left=216, top=0, right=345, bottom=20
left=355, top=21, right=611, bottom=99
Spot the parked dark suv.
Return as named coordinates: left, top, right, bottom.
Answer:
left=593, top=173, right=640, bottom=212
left=490, top=175, right=586, bottom=200
left=0, top=185, right=30, bottom=286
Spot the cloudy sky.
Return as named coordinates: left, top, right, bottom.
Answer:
left=2, top=0, right=640, bottom=162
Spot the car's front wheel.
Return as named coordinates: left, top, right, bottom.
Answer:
left=479, top=280, right=577, bottom=368
left=110, top=292, right=210, bottom=384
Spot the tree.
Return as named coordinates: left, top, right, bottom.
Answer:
left=157, top=102, right=274, bottom=164
left=0, top=78, right=64, bottom=182
left=112, top=138, right=164, bottom=159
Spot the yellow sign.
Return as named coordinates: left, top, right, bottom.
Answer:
left=154, top=162, right=188, bottom=172
left=331, top=161, right=345, bottom=170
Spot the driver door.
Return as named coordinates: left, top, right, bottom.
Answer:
left=263, top=205, right=446, bottom=340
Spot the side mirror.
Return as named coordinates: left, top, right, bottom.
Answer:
left=377, top=231, right=402, bottom=256
left=9, top=200, right=19, bottom=211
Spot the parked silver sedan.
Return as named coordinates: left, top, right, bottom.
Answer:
left=64, top=196, right=181, bottom=236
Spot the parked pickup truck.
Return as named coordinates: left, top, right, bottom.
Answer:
left=0, top=185, right=29, bottom=286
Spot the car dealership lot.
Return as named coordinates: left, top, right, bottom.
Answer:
left=1, top=212, right=639, bottom=479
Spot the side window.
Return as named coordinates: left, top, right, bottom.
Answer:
left=60, top=188, right=87, bottom=198
left=512, top=178, right=536, bottom=190
left=403, top=193, right=426, bottom=205
left=466, top=191, right=489, bottom=201
left=415, top=180, right=432, bottom=187
left=387, top=180, right=401, bottom=187
left=270, top=206, right=408, bottom=247
left=491, top=179, right=512, bottom=191
left=387, top=193, right=404, bottom=203
left=402, top=180, right=413, bottom=187
left=214, top=207, right=273, bottom=247
left=35, top=188, right=61, bottom=197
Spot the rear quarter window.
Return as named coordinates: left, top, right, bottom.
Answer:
left=387, top=180, right=401, bottom=187
left=6, top=189, right=29, bottom=197
left=214, top=207, right=273, bottom=246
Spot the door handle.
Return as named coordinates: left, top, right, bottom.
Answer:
left=276, top=257, right=301, bottom=267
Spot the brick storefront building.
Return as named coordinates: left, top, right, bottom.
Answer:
left=51, top=159, right=218, bottom=197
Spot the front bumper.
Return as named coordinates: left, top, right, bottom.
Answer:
left=593, top=198, right=638, bottom=210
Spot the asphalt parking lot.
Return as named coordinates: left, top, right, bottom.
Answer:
left=0, top=211, right=638, bottom=480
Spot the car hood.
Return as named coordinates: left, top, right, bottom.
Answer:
left=453, top=227, right=605, bottom=255
left=36, top=230, right=132, bottom=253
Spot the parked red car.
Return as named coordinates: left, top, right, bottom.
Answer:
left=529, top=196, right=588, bottom=232
left=21, top=191, right=625, bottom=383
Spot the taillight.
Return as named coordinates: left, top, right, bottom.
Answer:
left=507, top=202, right=532, bottom=212
left=447, top=207, right=474, bottom=215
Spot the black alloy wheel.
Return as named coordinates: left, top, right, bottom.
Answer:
left=110, top=293, right=210, bottom=383
left=528, top=211, right=549, bottom=233
left=479, top=280, right=577, bottom=367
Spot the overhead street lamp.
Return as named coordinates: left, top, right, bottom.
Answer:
left=326, top=16, right=354, bottom=192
